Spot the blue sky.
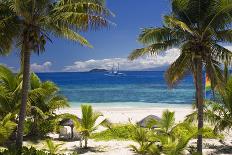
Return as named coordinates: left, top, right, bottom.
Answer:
left=0, top=0, right=180, bottom=72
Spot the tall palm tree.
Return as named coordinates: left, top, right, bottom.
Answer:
left=0, top=0, right=112, bottom=149
left=129, top=0, right=232, bottom=153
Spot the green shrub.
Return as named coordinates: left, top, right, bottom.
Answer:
left=172, top=124, right=223, bottom=139
left=37, top=120, right=57, bottom=137
left=0, top=146, right=78, bottom=155
left=91, top=124, right=135, bottom=141
left=202, top=127, right=224, bottom=139
left=24, top=119, right=57, bottom=137
left=0, top=146, right=48, bottom=155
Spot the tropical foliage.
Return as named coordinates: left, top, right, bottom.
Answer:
left=0, top=66, right=21, bottom=119
left=0, top=0, right=113, bottom=148
left=91, top=124, right=135, bottom=141
left=27, top=73, right=69, bottom=137
left=130, top=110, right=197, bottom=155
left=187, top=76, right=232, bottom=132
left=129, top=110, right=222, bottom=155
left=0, top=113, right=17, bottom=145
left=68, top=104, right=110, bottom=148
left=0, top=145, right=77, bottom=155
left=0, top=65, right=69, bottom=139
left=129, top=0, right=232, bottom=153
left=44, top=139, right=63, bottom=155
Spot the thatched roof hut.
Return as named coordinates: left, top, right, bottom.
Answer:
left=137, top=115, right=161, bottom=128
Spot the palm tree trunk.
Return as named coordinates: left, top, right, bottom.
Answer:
left=196, top=58, right=204, bottom=153
left=224, top=60, right=229, bottom=83
left=84, top=137, right=88, bottom=148
left=16, top=44, right=31, bottom=150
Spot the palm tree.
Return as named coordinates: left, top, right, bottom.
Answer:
left=76, top=104, right=108, bottom=148
left=27, top=73, right=70, bottom=136
left=129, top=127, right=155, bottom=155
left=44, top=139, right=63, bottom=155
left=0, top=0, right=112, bottom=149
left=129, top=0, right=232, bottom=153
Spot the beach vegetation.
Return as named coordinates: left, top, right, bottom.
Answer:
left=91, top=124, right=135, bottom=141
left=0, top=0, right=113, bottom=149
left=71, top=104, right=111, bottom=148
left=0, top=145, right=76, bottom=155
left=0, top=65, right=69, bottom=141
left=129, top=110, right=222, bottom=155
left=44, top=139, right=64, bottom=155
left=187, top=76, right=232, bottom=133
left=0, top=113, right=17, bottom=145
left=129, top=0, right=232, bottom=153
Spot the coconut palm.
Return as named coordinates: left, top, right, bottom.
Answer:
left=129, top=0, right=232, bottom=153
left=0, top=0, right=112, bottom=149
left=76, top=104, right=108, bottom=148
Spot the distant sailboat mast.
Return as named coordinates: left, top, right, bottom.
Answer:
left=105, top=63, right=126, bottom=76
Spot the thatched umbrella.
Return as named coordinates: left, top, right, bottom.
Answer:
left=59, top=118, right=81, bottom=139
left=137, top=115, right=161, bottom=128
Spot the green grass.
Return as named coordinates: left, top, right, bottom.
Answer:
left=91, top=124, right=135, bottom=141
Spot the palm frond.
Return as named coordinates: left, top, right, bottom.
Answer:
left=128, top=40, right=177, bottom=60
left=165, top=52, right=191, bottom=87
left=164, top=15, right=194, bottom=35
left=138, top=27, right=174, bottom=45
left=158, top=110, right=175, bottom=134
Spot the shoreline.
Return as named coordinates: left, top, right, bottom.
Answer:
left=56, top=105, right=193, bottom=123
left=69, top=102, right=193, bottom=108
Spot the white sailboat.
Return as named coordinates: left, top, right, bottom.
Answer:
left=105, top=63, right=126, bottom=76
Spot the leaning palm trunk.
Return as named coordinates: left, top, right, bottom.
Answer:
left=195, top=57, right=204, bottom=153
left=16, top=38, right=31, bottom=150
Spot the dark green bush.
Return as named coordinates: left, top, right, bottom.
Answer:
left=0, top=146, right=48, bottom=155
left=0, top=146, right=78, bottom=155
left=24, top=119, right=57, bottom=137
left=37, top=119, right=57, bottom=137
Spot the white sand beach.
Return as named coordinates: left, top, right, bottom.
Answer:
left=22, top=106, right=232, bottom=155
left=54, top=106, right=232, bottom=155
left=56, top=106, right=193, bottom=124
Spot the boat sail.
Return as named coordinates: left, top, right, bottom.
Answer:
left=105, top=63, right=125, bottom=76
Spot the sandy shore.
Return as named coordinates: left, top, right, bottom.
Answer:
left=41, top=106, right=230, bottom=155
left=56, top=106, right=193, bottom=123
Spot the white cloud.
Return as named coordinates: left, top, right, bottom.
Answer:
left=225, top=45, right=232, bottom=51
left=0, top=63, right=15, bottom=71
left=31, top=61, right=52, bottom=72
left=63, top=48, right=180, bottom=72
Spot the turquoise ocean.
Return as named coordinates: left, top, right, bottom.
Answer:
left=37, top=71, right=195, bottom=108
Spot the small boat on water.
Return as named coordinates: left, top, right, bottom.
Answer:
left=105, top=63, right=126, bottom=77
